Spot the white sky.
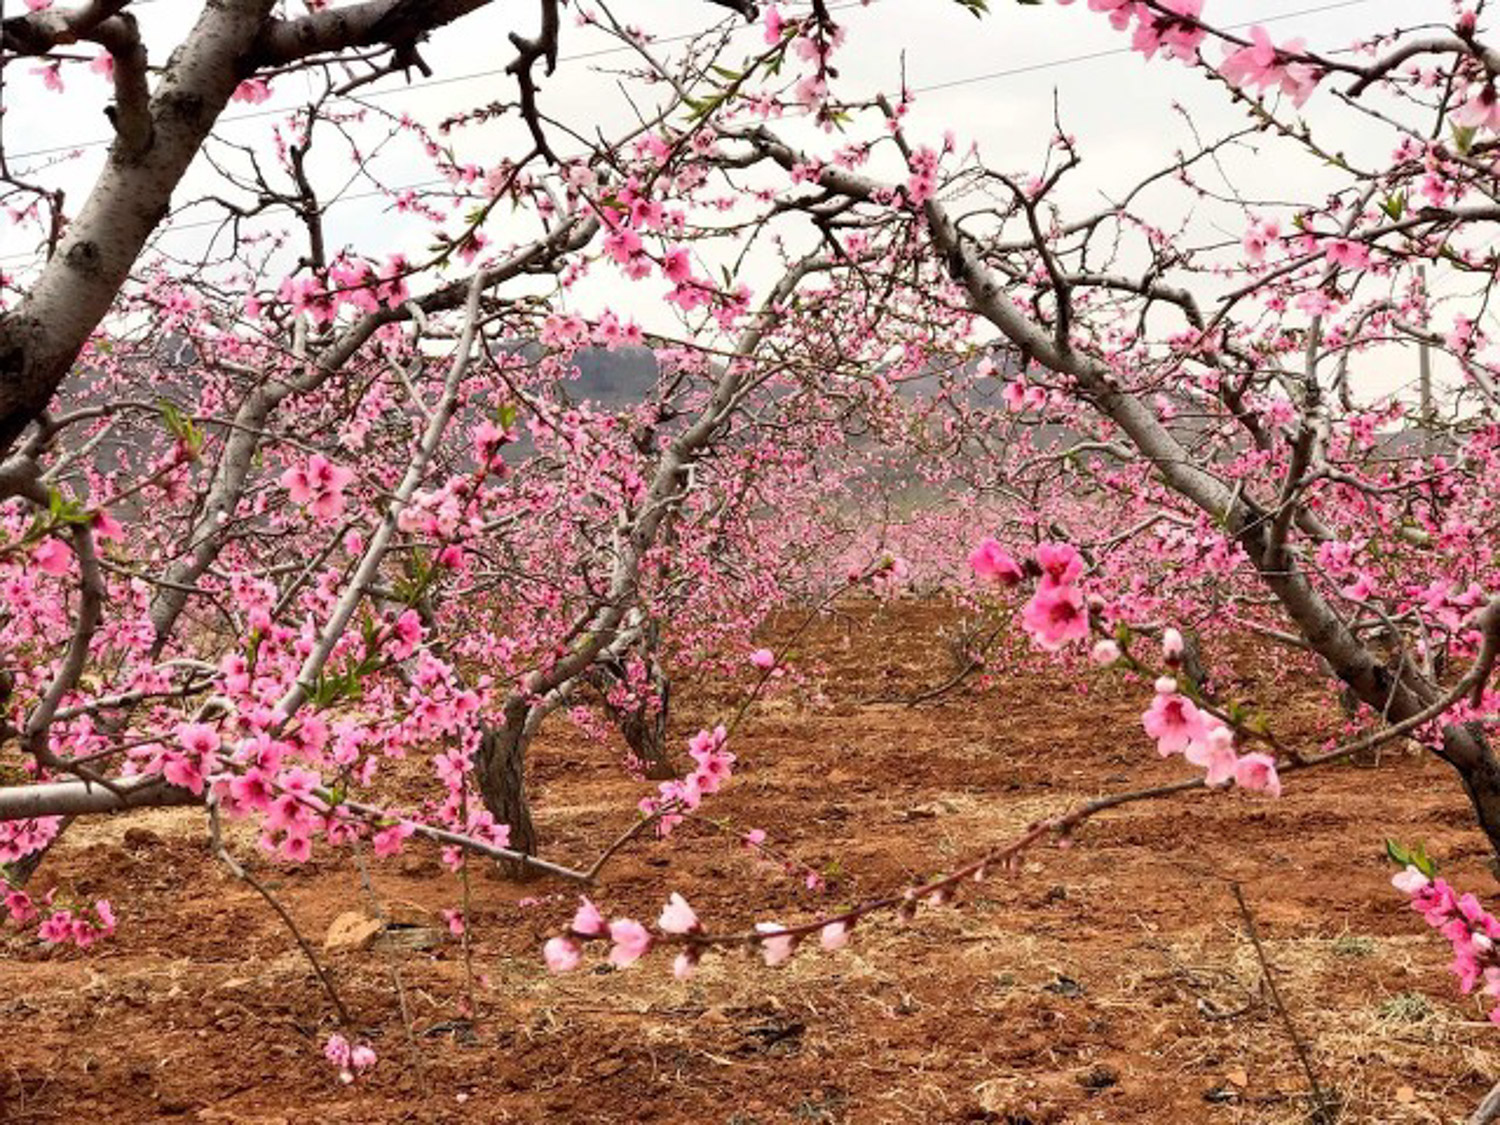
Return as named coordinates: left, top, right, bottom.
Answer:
left=0, top=0, right=1461, bottom=402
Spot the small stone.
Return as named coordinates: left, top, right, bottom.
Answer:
left=323, top=911, right=383, bottom=953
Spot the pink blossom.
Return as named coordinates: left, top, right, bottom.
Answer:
left=33, top=537, right=71, bottom=575
left=608, top=918, right=651, bottom=967
left=1392, top=865, right=1431, bottom=894
left=232, top=78, right=272, bottom=104
left=1034, top=541, right=1083, bottom=588
left=755, top=922, right=797, bottom=967
left=750, top=648, right=776, bottom=670
left=969, top=537, right=1024, bottom=586
left=1454, top=84, right=1500, bottom=132
left=372, top=821, right=415, bottom=857
left=1021, top=583, right=1090, bottom=651
left=1233, top=752, right=1282, bottom=797
left=571, top=896, right=606, bottom=937
left=323, top=1033, right=351, bottom=1068
left=4, top=889, right=37, bottom=925
left=1142, top=685, right=1206, bottom=756
left=658, top=892, right=700, bottom=935
left=176, top=722, right=221, bottom=758
left=280, top=454, right=354, bottom=519
left=672, top=950, right=699, bottom=980
left=1091, top=639, right=1121, bottom=665
left=1185, top=724, right=1238, bottom=787
left=1161, top=628, right=1184, bottom=661
left=820, top=921, right=850, bottom=951
left=764, top=5, right=785, bottom=44
left=661, top=247, right=692, bottom=284
left=543, top=935, right=582, bottom=973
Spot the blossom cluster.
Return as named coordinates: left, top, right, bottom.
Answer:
left=1141, top=672, right=1280, bottom=796
left=638, top=726, right=736, bottom=836
left=1392, top=866, right=1500, bottom=1023
left=970, top=537, right=1091, bottom=651
left=2, top=885, right=116, bottom=949
left=542, top=891, right=852, bottom=980
left=323, top=1033, right=377, bottom=1084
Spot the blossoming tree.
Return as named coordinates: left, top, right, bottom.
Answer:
left=9, top=0, right=1500, bottom=1111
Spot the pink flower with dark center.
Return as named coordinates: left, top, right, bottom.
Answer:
left=969, top=537, right=1024, bottom=586
left=1142, top=684, right=1206, bottom=756
left=1034, top=541, right=1083, bottom=588
left=1021, top=584, right=1090, bottom=651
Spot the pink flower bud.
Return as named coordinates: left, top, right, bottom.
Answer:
left=755, top=922, right=797, bottom=966
left=657, top=892, right=700, bottom=935
left=570, top=896, right=606, bottom=937
left=1091, top=640, right=1121, bottom=665
left=819, top=921, right=851, bottom=951
left=543, top=936, right=582, bottom=973
left=1162, top=627, right=1185, bottom=665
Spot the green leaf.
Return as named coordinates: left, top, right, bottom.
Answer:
left=1386, top=838, right=1437, bottom=878
left=1451, top=120, right=1478, bottom=156
left=1380, top=191, right=1405, bottom=222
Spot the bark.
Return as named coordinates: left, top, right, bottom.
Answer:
left=598, top=652, right=675, bottom=780
left=477, top=710, right=539, bottom=880
left=0, top=0, right=278, bottom=455
left=1437, top=723, right=1500, bottom=862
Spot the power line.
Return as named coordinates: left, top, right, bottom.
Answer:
left=0, top=0, right=1392, bottom=266
left=911, top=0, right=1384, bottom=95
left=2, top=0, right=878, bottom=164
left=3, top=0, right=1383, bottom=164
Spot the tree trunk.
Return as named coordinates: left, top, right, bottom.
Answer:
left=1438, top=723, right=1500, bottom=867
left=600, top=650, right=676, bottom=780
left=477, top=711, right=538, bottom=880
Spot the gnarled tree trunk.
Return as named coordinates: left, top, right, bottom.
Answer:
left=477, top=708, right=538, bottom=880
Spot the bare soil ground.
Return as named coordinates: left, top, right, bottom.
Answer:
left=3, top=599, right=1498, bottom=1124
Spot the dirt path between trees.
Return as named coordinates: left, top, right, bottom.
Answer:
left=3, top=600, right=1495, bottom=1123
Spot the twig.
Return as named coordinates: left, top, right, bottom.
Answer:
left=208, top=804, right=351, bottom=1027
left=1231, top=882, right=1336, bottom=1125
left=351, top=841, right=427, bottom=1097
left=1471, top=1078, right=1500, bottom=1125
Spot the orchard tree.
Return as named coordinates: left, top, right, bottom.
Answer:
left=10, top=0, right=1500, bottom=1112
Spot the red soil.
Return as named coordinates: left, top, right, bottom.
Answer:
left=3, top=599, right=1497, bottom=1123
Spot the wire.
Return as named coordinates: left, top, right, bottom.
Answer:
left=1, top=0, right=878, bottom=164
left=911, top=0, right=1385, bottom=95
left=0, top=0, right=1394, bottom=266
left=2, top=0, right=1384, bottom=164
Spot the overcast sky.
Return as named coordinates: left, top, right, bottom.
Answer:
left=0, top=0, right=1456, bottom=402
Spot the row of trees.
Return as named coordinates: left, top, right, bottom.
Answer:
left=4, top=0, right=1500, bottom=1103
